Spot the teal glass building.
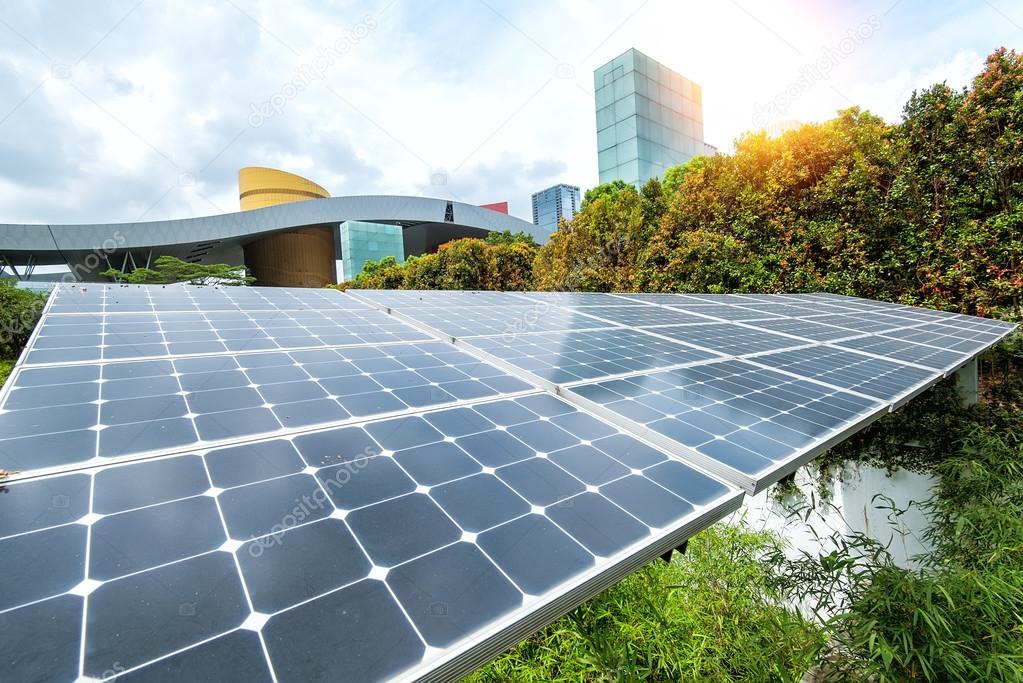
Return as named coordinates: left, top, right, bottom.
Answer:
left=594, top=48, right=704, bottom=186
left=339, top=220, right=405, bottom=281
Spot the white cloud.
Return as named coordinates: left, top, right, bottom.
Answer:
left=848, top=49, right=984, bottom=124
left=0, top=0, right=1010, bottom=226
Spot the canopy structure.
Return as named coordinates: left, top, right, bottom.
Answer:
left=0, top=285, right=1013, bottom=681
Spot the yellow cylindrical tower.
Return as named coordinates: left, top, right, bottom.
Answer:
left=238, top=167, right=336, bottom=287
left=238, top=166, right=330, bottom=210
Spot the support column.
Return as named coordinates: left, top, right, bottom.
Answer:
left=955, top=357, right=979, bottom=406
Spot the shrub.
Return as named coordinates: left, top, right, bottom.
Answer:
left=0, top=279, right=47, bottom=360
left=340, top=237, right=537, bottom=291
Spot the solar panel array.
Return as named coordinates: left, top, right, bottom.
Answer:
left=0, top=285, right=746, bottom=683
left=0, top=284, right=1012, bottom=682
left=349, top=289, right=1015, bottom=493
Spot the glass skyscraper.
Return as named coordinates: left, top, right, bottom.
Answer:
left=531, top=184, right=581, bottom=233
left=594, top=48, right=704, bottom=186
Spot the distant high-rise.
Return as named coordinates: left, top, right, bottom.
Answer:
left=531, top=184, right=580, bottom=232
left=594, top=48, right=704, bottom=186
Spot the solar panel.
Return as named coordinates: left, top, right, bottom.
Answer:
left=751, top=346, right=937, bottom=403
left=562, top=305, right=715, bottom=327
left=882, top=321, right=1010, bottom=350
left=0, top=392, right=741, bottom=681
left=739, top=317, right=865, bottom=342
left=49, top=283, right=365, bottom=314
left=660, top=303, right=785, bottom=322
left=613, top=292, right=710, bottom=305
left=833, top=335, right=971, bottom=371
left=382, top=304, right=617, bottom=339
left=465, top=328, right=723, bottom=385
left=349, top=289, right=524, bottom=308
left=655, top=293, right=756, bottom=304
left=0, top=284, right=746, bottom=682
left=568, top=360, right=884, bottom=492
left=27, top=285, right=434, bottom=366
left=648, top=323, right=810, bottom=357
left=801, top=311, right=913, bottom=334
left=509, top=291, right=645, bottom=306
left=730, top=301, right=836, bottom=318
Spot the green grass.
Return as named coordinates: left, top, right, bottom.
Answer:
left=466, top=524, right=822, bottom=682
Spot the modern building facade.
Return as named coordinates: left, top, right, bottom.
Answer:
left=531, top=184, right=580, bottom=233
left=238, top=167, right=338, bottom=287
left=0, top=168, right=549, bottom=288
left=595, top=48, right=705, bottom=186
left=339, top=220, right=405, bottom=281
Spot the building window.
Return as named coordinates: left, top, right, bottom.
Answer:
left=444, top=202, right=454, bottom=222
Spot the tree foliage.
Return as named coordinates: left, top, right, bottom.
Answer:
left=102, top=255, right=255, bottom=286
left=484, top=229, right=538, bottom=247
left=0, top=279, right=47, bottom=359
left=340, top=238, right=537, bottom=291
left=581, top=179, right=632, bottom=209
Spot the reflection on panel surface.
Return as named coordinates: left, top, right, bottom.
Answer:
left=467, top=328, right=722, bottom=384
left=568, top=360, right=882, bottom=492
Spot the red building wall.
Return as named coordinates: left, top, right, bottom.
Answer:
left=479, top=202, right=509, bottom=214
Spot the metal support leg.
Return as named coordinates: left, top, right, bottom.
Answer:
left=955, top=357, right=978, bottom=406
left=659, top=540, right=689, bottom=563
left=2, top=256, right=21, bottom=281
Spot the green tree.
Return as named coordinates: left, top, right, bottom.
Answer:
left=398, top=253, right=440, bottom=289
left=636, top=229, right=762, bottom=293
left=436, top=239, right=493, bottom=289
left=484, top=229, right=538, bottom=247
left=661, top=156, right=708, bottom=196
left=102, top=256, right=254, bottom=286
left=581, top=179, right=633, bottom=208
left=352, top=256, right=405, bottom=288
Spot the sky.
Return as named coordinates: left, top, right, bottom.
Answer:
left=0, top=0, right=1020, bottom=225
